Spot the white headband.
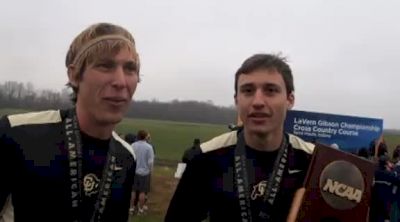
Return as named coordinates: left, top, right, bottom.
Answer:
left=72, top=34, right=135, bottom=65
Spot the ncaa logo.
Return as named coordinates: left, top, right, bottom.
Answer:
left=319, top=160, right=365, bottom=210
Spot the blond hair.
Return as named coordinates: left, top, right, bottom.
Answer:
left=65, top=23, right=140, bottom=102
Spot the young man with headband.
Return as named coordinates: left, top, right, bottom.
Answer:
left=166, top=54, right=314, bottom=221
left=0, top=23, right=140, bottom=222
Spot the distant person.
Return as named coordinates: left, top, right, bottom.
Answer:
left=125, top=133, right=137, bottom=145
left=228, top=124, right=241, bottom=131
left=370, top=139, right=388, bottom=160
left=358, top=147, right=370, bottom=159
left=165, top=54, right=315, bottom=221
left=391, top=145, right=400, bottom=222
left=130, top=130, right=154, bottom=215
left=0, top=23, right=140, bottom=221
left=130, top=131, right=152, bottom=214
left=392, top=145, right=400, bottom=174
left=370, top=155, right=400, bottom=222
left=175, top=138, right=202, bottom=178
left=181, top=138, right=202, bottom=164
left=143, top=131, right=154, bottom=209
left=378, top=142, right=389, bottom=158
left=393, top=145, right=400, bottom=165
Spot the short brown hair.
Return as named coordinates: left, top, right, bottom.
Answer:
left=234, top=54, right=294, bottom=97
left=137, top=130, right=148, bottom=141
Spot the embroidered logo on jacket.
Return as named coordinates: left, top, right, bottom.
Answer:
left=84, top=173, right=100, bottom=196
left=251, top=180, right=267, bottom=200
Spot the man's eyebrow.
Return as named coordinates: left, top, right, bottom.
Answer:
left=263, top=83, right=281, bottom=88
left=240, top=82, right=280, bottom=88
left=124, top=60, right=137, bottom=64
left=94, top=58, right=137, bottom=63
left=95, top=57, right=114, bottom=62
left=239, top=83, right=255, bottom=88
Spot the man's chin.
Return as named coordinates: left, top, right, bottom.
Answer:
left=104, top=107, right=127, bottom=122
left=99, top=113, right=124, bottom=125
left=246, top=126, right=270, bottom=135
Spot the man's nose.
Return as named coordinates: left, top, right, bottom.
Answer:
left=252, top=89, right=265, bottom=108
left=112, top=66, right=126, bottom=88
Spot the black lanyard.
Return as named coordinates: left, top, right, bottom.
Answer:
left=234, top=130, right=288, bottom=221
left=64, top=109, right=117, bottom=222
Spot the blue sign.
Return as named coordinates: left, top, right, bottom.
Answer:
left=284, top=110, right=383, bottom=153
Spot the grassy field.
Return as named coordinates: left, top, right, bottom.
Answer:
left=0, top=108, right=229, bottom=161
left=0, top=108, right=30, bottom=116
left=384, top=134, right=400, bottom=154
left=1, top=108, right=399, bottom=160
left=116, top=118, right=227, bottom=161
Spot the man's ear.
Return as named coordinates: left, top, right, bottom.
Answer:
left=67, top=65, right=79, bottom=87
left=287, top=92, right=295, bottom=110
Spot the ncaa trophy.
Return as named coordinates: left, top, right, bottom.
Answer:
left=287, top=144, right=375, bottom=222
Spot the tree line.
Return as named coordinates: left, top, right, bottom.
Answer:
left=0, top=81, right=237, bottom=125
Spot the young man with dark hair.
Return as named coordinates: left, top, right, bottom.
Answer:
left=0, top=23, right=140, bottom=222
left=165, top=54, right=314, bottom=222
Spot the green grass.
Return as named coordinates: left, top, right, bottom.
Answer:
left=0, top=108, right=31, bottom=117
left=1, top=108, right=399, bottom=161
left=384, top=134, right=400, bottom=155
left=0, top=108, right=229, bottom=161
left=116, top=118, right=228, bottom=161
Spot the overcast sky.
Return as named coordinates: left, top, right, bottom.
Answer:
left=0, top=0, right=399, bottom=128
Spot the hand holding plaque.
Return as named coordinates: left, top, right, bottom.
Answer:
left=287, top=144, right=375, bottom=222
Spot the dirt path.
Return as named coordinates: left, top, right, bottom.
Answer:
left=147, top=166, right=179, bottom=217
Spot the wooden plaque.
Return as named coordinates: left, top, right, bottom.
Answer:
left=293, top=144, right=375, bottom=222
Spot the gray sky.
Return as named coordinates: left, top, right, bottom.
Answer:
left=1, top=0, right=399, bottom=128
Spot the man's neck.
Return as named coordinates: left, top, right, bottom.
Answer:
left=75, top=106, right=114, bottom=140
left=243, top=128, right=284, bottom=152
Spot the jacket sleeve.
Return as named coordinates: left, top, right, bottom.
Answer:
left=0, top=116, right=14, bottom=213
left=164, top=154, right=210, bottom=222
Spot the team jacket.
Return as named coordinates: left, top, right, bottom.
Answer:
left=165, top=130, right=314, bottom=222
left=0, top=110, right=136, bottom=222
